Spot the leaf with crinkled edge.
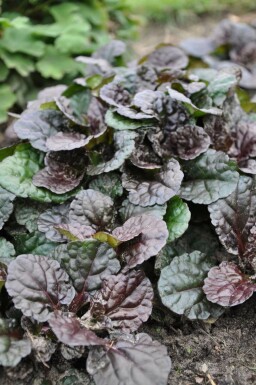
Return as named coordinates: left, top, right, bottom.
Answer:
left=69, top=189, right=114, bottom=230
left=208, top=176, right=256, bottom=257
left=180, top=149, right=239, bottom=204
left=115, top=106, right=155, bottom=120
left=203, top=262, right=256, bottom=306
left=158, top=251, right=224, bottom=320
left=123, top=159, right=184, bottom=207
left=132, top=90, right=164, bottom=115
left=89, top=270, right=153, bottom=332
left=165, top=196, right=191, bottom=242
left=49, top=313, right=106, bottom=347
left=57, top=368, right=91, bottom=385
left=33, top=149, right=87, bottom=194
left=119, top=199, right=167, bottom=221
left=13, top=231, right=58, bottom=257
left=0, top=186, right=15, bottom=230
left=6, top=255, right=75, bottom=322
left=89, top=172, right=123, bottom=199
left=0, top=144, right=76, bottom=203
left=169, top=125, right=211, bottom=160
left=15, top=200, right=47, bottom=233
left=143, top=44, right=188, bottom=69
left=99, top=82, right=131, bottom=107
left=87, top=333, right=171, bottom=385
left=46, top=132, right=91, bottom=151
left=0, top=319, right=31, bottom=367
left=105, top=110, right=152, bottom=131
left=14, top=110, right=67, bottom=152
left=0, top=238, right=15, bottom=266
left=52, top=240, right=120, bottom=293
left=113, top=214, right=168, bottom=268
left=87, top=131, right=137, bottom=175
left=38, top=203, right=70, bottom=242
left=167, top=87, right=222, bottom=116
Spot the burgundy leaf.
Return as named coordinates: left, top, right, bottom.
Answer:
left=14, top=110, right=67, bottom=152
left=169, top=125, right=211, bottom=160
left=209, top=176, right=256, bottom=257
left=93, top=40, right=126, bottom=64
left=122, top=159, right=183, bottom=207
left=99, top=82, right=131, bottom=107
left=87, top=333, right=171, bottom=385
left=37, top=203, right=70, bottom=242
left=69, top=189, right=114, bottom=230
left=33, top=149, right=86, bottom=194
left=6, top=255, right=75, bottom=322
left=90, top=270, right=153, bottom=332
left=203, top=262, right=256, bottom=306
left=46, top=132, right=91, bottom=151
left=144, top=45, right=188, bottom=69
left=49, top=312, right=106, bottom=346
left=112, top=214, right=168, bottom=268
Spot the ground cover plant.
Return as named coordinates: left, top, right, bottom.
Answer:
left=0, top=0, right=138, bottom=123
left=0, top=35, right=256, bottom=384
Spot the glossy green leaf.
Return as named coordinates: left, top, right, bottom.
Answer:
left=158, top=251, right=223, bottom=320
left=164, top=196, right=191, bottom=242
left=180, top=150, right=239, bottom=204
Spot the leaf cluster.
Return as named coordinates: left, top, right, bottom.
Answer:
left=0, top=34, right=256, bottom=385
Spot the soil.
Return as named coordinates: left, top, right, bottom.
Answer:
left=143, top=295, right=256, bottom=385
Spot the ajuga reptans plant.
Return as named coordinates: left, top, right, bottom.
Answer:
left=0, top=36, right=256, bottom=385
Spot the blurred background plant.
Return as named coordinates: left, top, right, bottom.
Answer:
left=126, top=0, right=256, bottom=23
left=0, top=0, right=139, bottom=123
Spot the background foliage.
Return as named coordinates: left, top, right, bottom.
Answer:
left=0, top=0, right=138, bottom=123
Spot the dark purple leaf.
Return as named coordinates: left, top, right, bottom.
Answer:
left=87, top=131, right=136, bottom=175
left=46, top=132, right=91, bottom=151
left=203, top=262, right=256, bottom=306
left=14, top=110, right=67, bottom=152
left=6, top=254, right=75, bottom=322
left=52, top=240, right=120, bottom=293
left=87, top=97, right=107, bottom=136
left=129, top=144, right=162, bottom=169
left=180, top=37, right=216, bottom=57
left=169, top=125, right=210, bottom=160
left=93, top=40, right=126, bottom=64
left=208, top=176, right=256, bottom=257
left=37, top=203, right=70, bottom=242
left=132, top=90, right=164, bottom=116
left=87, top=333, right=171, bottom=385
left=89, top=270, right=153, bottom=332
left=49, top=312, right=106, bottom=346
left=115, top=106, right=155, bottom=120
left=122, top=159, right=183, bottom=206
left=69, top=189, right=114, bottom=230
left=99, top=82, right=131, bottom=107
left=144, top=45, right=188, bottom=69
left=112, top=214, right=168, bottom=268
left=229, top=119, right=256, bottom=174
left=119, top=199, right=167, bottom=221
left=33, top=149, right=86, bottom=194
